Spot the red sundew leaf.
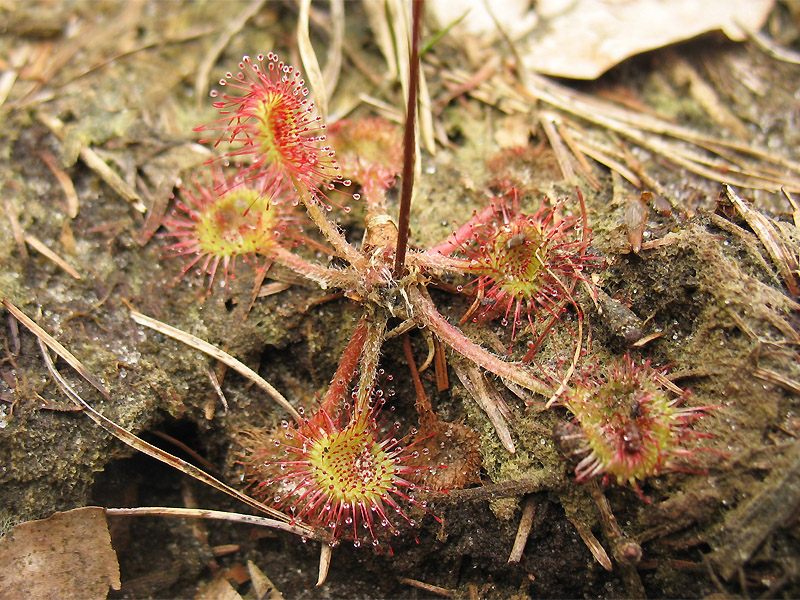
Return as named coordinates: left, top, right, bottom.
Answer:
left=195, top=53, right=343, bottom=199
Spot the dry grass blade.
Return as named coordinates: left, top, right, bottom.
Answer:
left=361, top=0, right=397, bottom=79
left=567, top=513, right=613, bottom=571
left=23, top=234, right=82, bottom=279
left=744, top=26, right=800, bottom=65
left=568, top=133, right=642, bottom=188
left=194, top=0, right=266, bottom=108
left=417, top=53, right=436, bottom=156
left=707, top=212, right=781, bottom=285
left=298, top=0, right=328, bottom=123
left=3, top=198, right=28, bottom=259
left=752, top=366, right=800, bottom=395
left=35, top=336, right=313, bottom=533
left=387, top=0, right=410, bottom=105
left=668, top=53, right=749, bottom=139
left=205, top=366, right=229, bottom=416
left=385, top=0, right=432, bottom=161
left=0, top=55, right=22, bottom=108
left=723, top=184, right=800, bottom=297
left=2, top=298, right=109, bottom=398
left=546, top=318, right=583, bottom=408
left=515, top=71, right=800, bottom=193
left=130, top=309, right=301, bottom=421
left=452, top=360, right=515, bottom=454
left=782, top=188, right=800, bottom=228
left=36, top=111, right=147, bottom=212
left=653, top=371, right=686, bottom=396
left=556, top=122, right=603, bottom=190
left=38, top=149, right=79, bottom=218
left=105, top=507, right=311, bottom=538
left=433, top=55, right=500, bottom=113
left=539, top=112, right=577, bottom=184
left=322, top=0, right=344, bottom=99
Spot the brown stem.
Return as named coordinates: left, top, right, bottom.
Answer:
left=408, top=286, right=552, bottom=396
left=401, top=333, right=438, bottom=430
left=393, top=0, right=424, bottom=278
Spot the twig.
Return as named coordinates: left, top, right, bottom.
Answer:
left=508, top=496, right=536, bottom=562
left=105, top=507, right=310, bottom=538
left=438, top=475, right=560, bottom=504
left=317, top=544, right=332, bottom=587
left=397, top=577, right=454, bottom=598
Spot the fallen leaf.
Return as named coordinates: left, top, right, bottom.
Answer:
left=247, top=560, right=285, bottom=600
left=430, top=0, right=775, bottom=80
left=195, top=575, right=243, bottom=600
left=0, top=507, right=121, bottom=600
left=520, top=0, right=774, bottom=79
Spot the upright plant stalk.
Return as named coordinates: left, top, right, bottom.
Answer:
left=393, top=0, right=424, bottom=278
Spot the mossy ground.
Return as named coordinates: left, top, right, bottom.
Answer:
left=1, top=2, right=800, bottom=598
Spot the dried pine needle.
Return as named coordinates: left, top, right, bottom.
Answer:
left=129, top=309, right=301, bottom=421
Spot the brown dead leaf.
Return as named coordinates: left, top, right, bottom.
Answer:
left=520, top=0, right=774, bottom=79
left=0, top=506, right=120, bottom=600
left=195, top=575, right=244, bottom=600
left=247, top=560, right=285, bottom=600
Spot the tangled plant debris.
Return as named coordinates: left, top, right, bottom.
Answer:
left=1, top=1, right=800, bottom=599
